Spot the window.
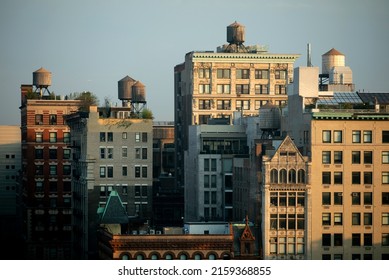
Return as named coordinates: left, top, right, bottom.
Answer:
left=36, top=132, right=43, bottom=143
left=322, top=254, right=331, bottom=260
left=271, top=169, right=278, bottom=183
left=100, top=148, right=106, bottom=159
left=254, top=84, right=268, bottom=94
left=217, top=84, right=231, bottom=94
left=275, top=85, right=286, bottom=95
left=322, top=131, right=331, bottom=143
left=383, top=234, right=389, bottom=246
left=322, top=151, right=331, bottom=164
left=352, top=192, right=361, bottom=205
left=122, top=147, right=127, bottom=158
left=364, top=151, right=373, bottom=164
left=364, top=192, right=373, bottom=205
left=236, top=69, right=250, bottom=79
left=216, top=100, right=231, bottom=110
left=35, top=149, right=43, bottom=159
left=107, top=132, right=113, bottom=142
left=322, top=213, right=331, bottom=225
left=280, top=169, right=287, bottom=183
left=204, top=159, right=209, bottom=171
left=100, top=166, right=106, bottom=178
left=298, top=170, right=305, bottom=183
left=322, top=234, right=331, bottom=246
left=63, top=132, right=71, bottom=144
left=49, top=132, right=57, bottom=143
left=383, top=172, right=389, bottom=184
left=211, top=159, right=216, bottom=171
left=135, top=148, right=141, bottom=159
left=142, top=148, right=147, bottom=159
left=352, top=234, right=361, bottom=246
left=49, top=165, right=57, bottom=175
left=135, top=132, right=140, bottom=142
left=35, top=165, right=43, bottom=175
left=135, top=166, right=140, bottom=178
left=353, top=130, right=361, bottom=143
left=334, top=151, right=343, bottom=164
left=322, top=172, right=331, bottom=184
left=334, top=172, right=343, bottom=184
left=198, top=68, right=210, bottom=79
left=364, top=213, right=372, bottom=225
left=49, top=149, right=57, bottom=159
left=363, top=131, right=372, bottom=143
left=382, top=213, right=389, bottom=225
left=142, top=132, right=148, bottom=143
left=383, top=152, right=389, bottom=164
left=100, top=132, right=106, bottom=142
left=142, top=166, right=147, bottom=178
left=382, top=131, right=389, bottom=143
left=383, top=193, right=389, bottom=205
left=35, top=114, right=43, bottom=125
left=352, top=172, right=361, bottom=184
left=322, top=192, right=331, bottom=205
left=275, top=70, right=286, bottom=80
left=334, top=213, right=343, bottom=225
left=255, top=69, right=269, bottom=79
left=364, top=234, right=373, bottom=246
left=289, top=169, right=296, bottom=184
left=107, top=166, right=113, bottom=178
left=217, top=69, right=230, bottom=79
left=122, top=132, right=127, bottom=139
left=333, top=131, right=342, bottom=143
left=236, top=84, right=249, bottom=94
left=199, top=99, right=211, bottom=110
left=63, top=165, right=71, bottom=175
left=364, top=172, right=373, bottom=184
left=334, top=192, right=343, bottom=205
left=352, top=151, right=361, bottom=164
left=334, top=234, right=343, bottom=246
left=107, top=148, right=113, bottom=159
left=352, top=213, right=361, bottom=225
left=122, top=166, right=127, bottom=176
left=49, top=114, right=57, bottom=125
left=199, top=84, right=210, bottom=94
left=35, top=182, right=43, bottom=193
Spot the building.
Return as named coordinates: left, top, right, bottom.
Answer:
left=174, top=21, right=300, bottom=192
left=19, top=68, right=83, bottom=259
left=185, top=124, right=247, bottom=222
left=66, top=101, right=153, bottom=259
left=0, top=125, right=22, bottom=259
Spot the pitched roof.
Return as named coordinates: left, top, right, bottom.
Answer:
left=100, top=190, right=128, bottom=224
left=323, top=48, right=344, bottom=56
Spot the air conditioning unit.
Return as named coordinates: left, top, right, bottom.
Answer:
left=149, top=229, right=155, bottom=234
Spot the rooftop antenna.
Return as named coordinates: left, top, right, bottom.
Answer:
left=307, top=43, right=312, bottom=67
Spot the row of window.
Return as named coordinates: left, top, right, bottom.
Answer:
left=203, top=191, right=217, bottom=205
left=99, top=185, right=148, bottom=198
left=35, top=132, right=70, bottom=143
left=322, top=212, right=374, bottom=226
left=198, top=84, right=286, bottom=95
left=322, top=191, right=373, bottom=205
left=270, top=169, right=306, bottom=184
left=35, top=148, right=71, bottom=160
left=198, top=68, right=286, bottom=80
left=322, top=233, right=389, bottom=247
left=99, top=147, right=148, bottom=160
left=121, top=251, right=221, bottom=260
left=35, top=114, right=62, bottom=125
left=99, top=165, right=149, bottom=178
left=322, top=150, right=374, bottom=164
left=270, top=213, right=305, bottom=230
left=321, top=171, right=389, bottom=185
left=99, top=132, right=148, bottom=143
left=35, top=164, right=71, bottom=176
left=270, top=192, right=305, bottom=207
left=322, top=254, right=389, bottom=260
left=269, top=237, right=305, bottom=255
left=35, top=181, right=71, bottom=193
left=197, top=99, right=284, bottom=111
left=322, top=130, right=389, bottom=144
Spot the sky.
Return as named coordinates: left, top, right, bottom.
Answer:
left=0, top=0, right=388, bottom=125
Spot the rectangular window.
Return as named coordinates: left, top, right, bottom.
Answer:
left=204, top=159, right=209, bottom=171
left=107, top=132, right=113, bottom=142
left=211, top=191, right=217, bottom=204
left=322, top=234, right=331, bottom=246
left=49, top=165, right=57, bottom=175
left=353, top=130, right=361, bottom=143
left=254, top=84, right=269, bottom=94
left=107, top=148, right=113, bottom=159
left=35, top=114, right=43, bottom=125
left=364, top=234, right=373, bottom=246
left=135, top=148, right=141, bottom=159
left=142, top=166, right=147, bottom=178
left=199, top=99, right=211, bottom=110
left=364, top=172, right=373, bottom=184
left=63, top=165, right=71, bottom=175
left=383, top=151, right=389, bottom=164
left=352, top=151, right=361, bottom=164
left=363, top=131, right=372, bottom=143
left=122, top=166, right=127, bottom=176
left=142, top=132, right=148, bottom=143
left=236, top=69, right=250, bottom=79
left=275, top=70, right=286, bottom=80
left=100, top=148, right=106, bottom=159
left=211, top=159, right=217, bottom=171
left=204, top=175, right=209, bottom=188
left=334, top=151, right=343, bottom=164
left=199, top=84, right=210, bottom=94
left=35, top=149, right=44, bottom=159
left=49, top=149, right=57, bottom=160
left=334, top=213, right=343, bottom=225
left=364, top=213, right=373, bottom=225
left=64, top=149, right=71, bottom=160
left=334, top=192, right=343, bottom=205
left=383, top=234, right=389, bottom=246
left=322, top=131, right=331, bottom=143
left=35, top=132, right=43, bottom=143
left=142, top=148, right=147, bottom=159
left=322, top=192, right=331, bottom=205
left=322, top=151, right=331, bottom=164
left=352, top=192, right=361, bottom=205
left=216, top=100, right=231, bottom=110
left=352, top=234, right=361, bottom=246
left=352, top=213, right=361, bottom=225
left=100, top=132, right=106, bottom=142
left=217, top=69, right=230, bottom=79
left=63, top=132, right=71, bottom=144
left=49, top=114, right=57, bottom=125
left=364, top=192, right=373, bottom=205
left=322, top=213, right=331, bottom=226
left=122, top=147, right=127, bottom=158
left=135, top=132, right=140, bottom=142
left=334, top=234, right=343, bottom=246
left=255, top=69, right=269, bottom=79
left=217, top=84, right=231, bottom=94
left=333, top=130, right=342, bottom=143
left=135, top=166, right=140, bottom=178
left=204, top=191, right=210, bottom=204
left=322, top=172, right=331, bottom=184
left=236, top=84, right=249, bottom=94
left=49, top=132, right=57, bottom=143
left=383, top=172, right=389, bottom=184
left=383, top=193, right=389, bottom=205
left=198, top=68, right=211, bottom=79
left=352, top=172, right=361, bottom=184
left=107, top=166, right=113, bottom=178
left=35, top=165, right=43, bottom=175
left=211, top=175, right=217, bottom=188
left=334, top=172, right=343, bottom=184
left=275, top=85, right=286, bottom=95
left=122, top=132, right=127, bottom=139
left=382, top=213, right=389, bottom=225
left=382, top=131, right=389, bottom=143
left=364, top=151, right=373, bottom=164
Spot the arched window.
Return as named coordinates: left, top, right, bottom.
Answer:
left=136, top=254, right=144, bottom=260
left=165, top=254, right=173, bottom=260
left=289, top=169, right=296, bottom=184
left=194, top=253, right=202, bottom=260
left=208, top=253, right=216, bottom=260
left=280, top=169, right=287, bottom=184
left=298, top=169, right=305, bottom=183
left=179, top=253, right=188, bottom=260
left=121, top=254, right=129, bottom=260
left=150, top=254, right=158, bottom=260
left=271, top=169, right=278, bottom=183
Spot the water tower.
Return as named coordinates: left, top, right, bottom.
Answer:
left=117, top=75, right=147, bottom=114
left=33, top=67, right=52, bottom=96
left=118, top=75, right=136, bottom=107
left=225, top=21, right=248, bottom=53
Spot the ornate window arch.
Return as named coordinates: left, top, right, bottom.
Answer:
left=280, top=169, right=287, bottom=184
left=270, top=169, right=278, bottom=183
left=298, top=169, right=306, bottom=183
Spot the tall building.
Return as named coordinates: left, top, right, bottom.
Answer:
left=174, top=21, right=300, bottom=190
left=19, top=68, right=83, bottom=259
left=66, top=76, right=153, bottom=259
left=0, top=125, right=22, bottom=259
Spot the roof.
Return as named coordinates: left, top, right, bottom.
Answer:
left=323, top=48, right=344, bottom=56
left=357, top=92, right=389, bottom=105
left=100, top=191, right=128, bottom=224
left=317, top=92, right=363, bottom=106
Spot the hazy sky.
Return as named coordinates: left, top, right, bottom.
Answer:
left=1, top=0, right=388, bottom=124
